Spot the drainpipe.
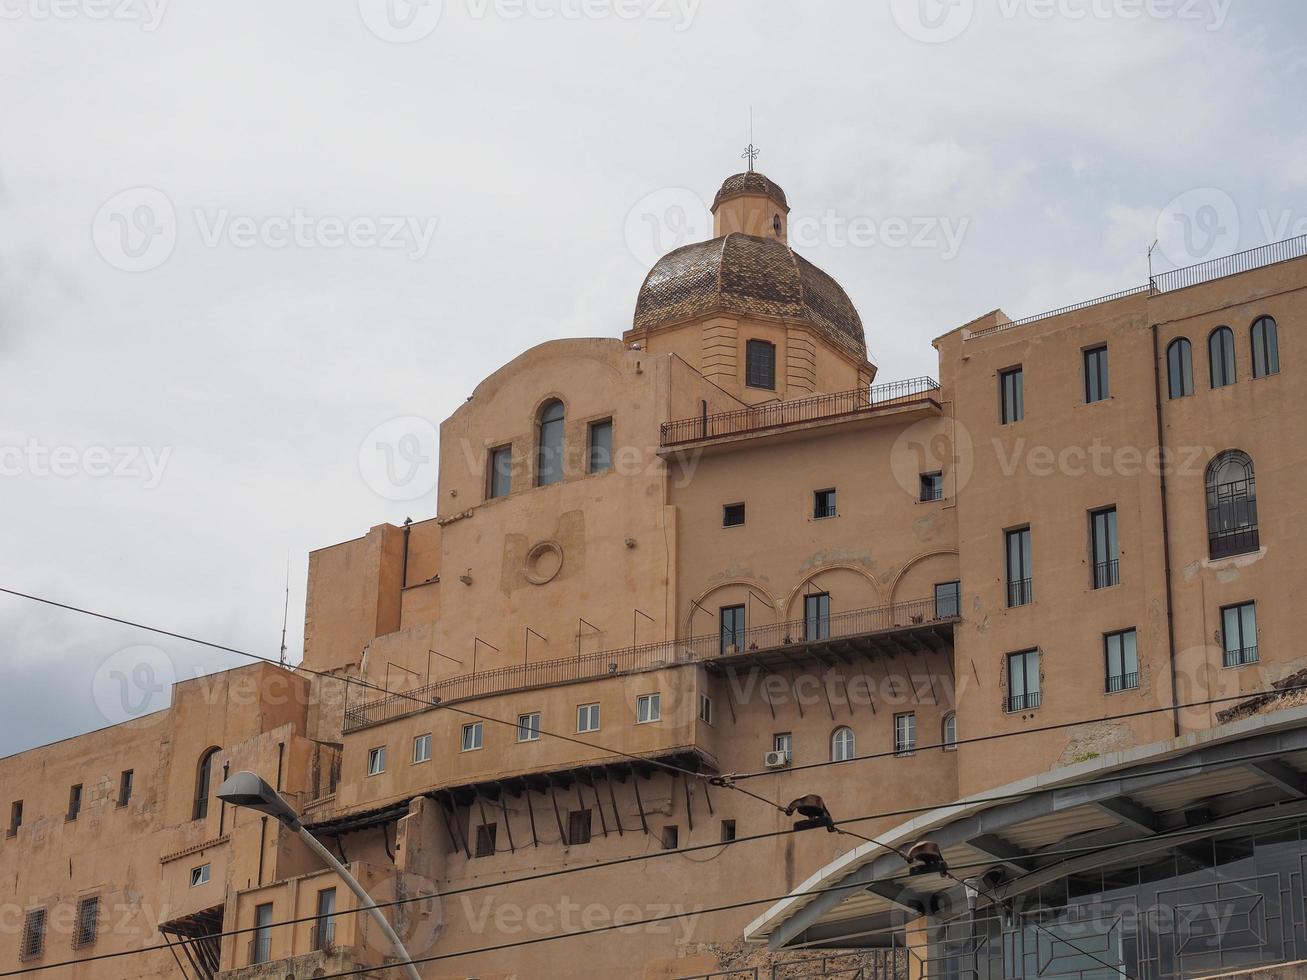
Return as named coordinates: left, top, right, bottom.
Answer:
left=1151, top=323, right=1182, bottom=738
left=401, top=517, right=412, bottom=590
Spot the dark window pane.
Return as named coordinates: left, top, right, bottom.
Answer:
left=537, top=400, right=565, bottom=486
left=934, top=581, right=960, bottom=619
left=1252, top=316, right=1280, bottom=378
left=1169, top=338, right=1194, bottom=398
left=1000, top=367, right=1024, bottom=423
left=814, top=488, right=837, bottom=519
left=489, top=446, right=512, bottom=498
left=920, top=472, right=944, bottom=502
left=720, top=605, right=745, bottom=654
left=804, top=593, right=830, bottom=640
left=1084, top=346, right=1109, bottom=403
left=723, top=503, right=745, bottom=527
left=745, top=340, right=776, bottom=389
left=588, top=420, right=612, bottom=473
left=1210, top=327, right=1236, bottom=388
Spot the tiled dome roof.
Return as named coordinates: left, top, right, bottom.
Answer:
left=712, top=171, right=789, bottom=212
left=632, top=233, right=867, bottom=361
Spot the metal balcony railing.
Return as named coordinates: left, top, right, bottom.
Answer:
left=311, top=921, right=335, bottom=952
left=1151, top=233, right=1307, bottom=293
left=1007, top=578, right=1033, bottom=608
left=1092, top=559, right=1120, bottom=590
left=343, top=595, right=959, bottom=733
left=248, top=935, right=272, bottom=965
left=1006, top=691, right=1041, bottom=713
left=1106, top=671, right=1139, bottom=693
left=1224, top=646, right=1259, bottom=668
left=659, top=378, right=940, bottom=447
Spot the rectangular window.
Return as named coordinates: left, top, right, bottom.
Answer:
left=722, top=502, right=746, bottom=528
left=517, top=712, right=541, bottom=742
left=1006, top=650, right=1041, bottom=712
left=367, top=746, right=387, bottom=774
left=745, top=339, right=776, bottom=390
left=1005, top=527, right=1033, bottom=607
left=72, top=897, right=99, bottom=949
left=636, top=693, right=661, bottom=724
left=773, top=732, right=792, bottom=760
left=190, top=864, right=210, bottom=887
left=894, top=713, right=917, bottom=756
left=412, top=733, right=432, bottom=764
left=934, top=581, right=961, bottom=619
left=661, top=825, right=679, bottom=849
left=920, top=472, right=944, bottom=502
left=67, top=785, right=82, bottom=821
left=804, top=592, right=831, bottom=640
left=577, top=703, right=600, bottom=733
left=488, top=445, right=512, bottom=499
left=698, top=692, right=713, bottom=725
left=1090, top=507, right=1120, bottom=589
left=19, top=909, right=45, bottom=962
left=8, top=801, right=21, bottom=838
left=1222, top=602, right=1259, bottom=667
left=566, top=810, right=592, bottom=846
left=1105, top=629, right=1139, bottom=692
left=252, top=904, right=274, bottom=965
left=588, top=419, right=613, bottom=474
left=118, top=770, right=133, bottom=807
left=721, top=819, right=737, bottom=842
left=1000, top=366, right=1024, bottom=424
left=474, top=823, right=497, bottom=858
left=813, top=488, right=837, bottom=519
left=313, top=888, right=336, bottom=952
left=461, top=722, right=483, bottom=751
left=1084, top=345, right=1110, bottom=403
left=720, top=604, right=746, bottom=655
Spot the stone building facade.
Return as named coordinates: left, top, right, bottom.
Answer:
left=3, top=167, right=1307, bottom=978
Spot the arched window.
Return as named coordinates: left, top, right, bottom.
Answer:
left=942, top=713, right=957, bottom=751
left=193, top=747, right=221, bottom=821
left=536, top=400, right=565, bottom=487
left=831, top=727, right=855, bottom=763
left=1206, top=450, right=1258, bottom=559
left=1251, top=316, right=1280, bottom=378
left=1167, top=338, right=1193, bottom=399
left=1209, top=327, right=1236, bottom=389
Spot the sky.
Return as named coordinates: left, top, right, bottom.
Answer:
left=1, top=0, right=1306, bottom=757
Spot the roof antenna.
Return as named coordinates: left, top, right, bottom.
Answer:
left=278, top=555, right=290, bottom=666
left=742, top=106, right=760, bottom=173
left=1147, top=238, right=1160, bottom=290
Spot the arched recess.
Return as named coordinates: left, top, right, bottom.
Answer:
left=781, top=563, right=885, bottom=622
left=193, top=746, right=222, bottom=822
left=887, top=550, right=961, bottom=606
left=682, top=579, right=781, bottom=641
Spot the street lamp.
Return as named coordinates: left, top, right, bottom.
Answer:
left=217, top=771, right=422, bottom=980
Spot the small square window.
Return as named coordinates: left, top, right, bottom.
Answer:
left=367, top=746, right=386, bottom=775
left=190, top=864, right=211, bottom=887
left=721, top=819, right=737, bottom=842
left=661, top=825, right=679, bottom=849
left=488, top=445, right=512, bottom=499
left=920, top=472, right=944, bottom=502
left=723, top=503, right=746, bottom=527
left=118, top=770, right=133, bottom=807
left=67, top=784, right=82, bottom=822
left=461, top=723, right=483, bottom=752
left=745, top=339, right=776, bottom=390
left=813, top=488, right=837, bottom=520
left=577, top=703, right=601, bottom=733
left=772, top=732, right=792, bottom=759
left=412, top=733, right=432, bottom=764
left=636, top=693, right=661, bottom=724
left=474, top=823, right=497, bottom=858
left=8, top=800, right=22, bottom=838
left=517, top=712, right=541, bottom=742
left=567, top=809, right=592, bottom=846
left=698, top=692, right=713, bottom=725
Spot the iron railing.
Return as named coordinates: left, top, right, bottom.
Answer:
left=676, top=951, right=904, bottom=979
left=1224, top=646, right=1259, bottom=668
left=343, top=595, right=959, bottom=733
left=1152, top=233, right=1307, bottom=293
left=311, top=920, right=335, bottom=952
left=1006, top=578, right=1033, bottom=608
left=1006, top=691, right=1041, bottom=712
left=1106, top=671, right=1139, bottom=693
left=660, top=377, right=940, bottom=447
left=1092, top=560, right=1120, bottom=590
left=966, top=286, right=1150, bottom=340
left=248, top=936, right=272, bottom=965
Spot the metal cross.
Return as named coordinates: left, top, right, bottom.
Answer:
left=742, top=143, right=760, bottom=171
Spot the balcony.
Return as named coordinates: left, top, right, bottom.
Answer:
left=1006, top=578, right=1033, bottom=608
left=659, top=377, right=941, bottom=450
left=1006, top=691, right=1041, bottom=713
left=1224, top=646, right=1259, bottom=668
left=342, top=595, right=960, bottom=734
left=1106, top=672, right=1139, bottom=693
left=1092, top=560, right=1120, bottom=590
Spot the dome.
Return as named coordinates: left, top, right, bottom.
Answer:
left=712, top=171, right=789, bottom=212
left=632, top=233, right=867, bottom=361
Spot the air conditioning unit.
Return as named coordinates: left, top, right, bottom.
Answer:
left=764, top=750, right=790, bottom=769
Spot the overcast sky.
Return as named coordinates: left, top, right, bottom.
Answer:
left=2, top=0, right=1305, bottom=757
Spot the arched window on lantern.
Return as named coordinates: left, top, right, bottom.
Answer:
left=536, top=399, right=565, bottom=487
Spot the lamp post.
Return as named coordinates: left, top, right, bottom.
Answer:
left=217, top=772, right=422, bottom=980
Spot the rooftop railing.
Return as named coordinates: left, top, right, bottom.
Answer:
left=1151, top=233, right=1307, bottom=294
left=342, top=594, right=958, bottom=733
left=659, top=377, right=940, bottom=447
